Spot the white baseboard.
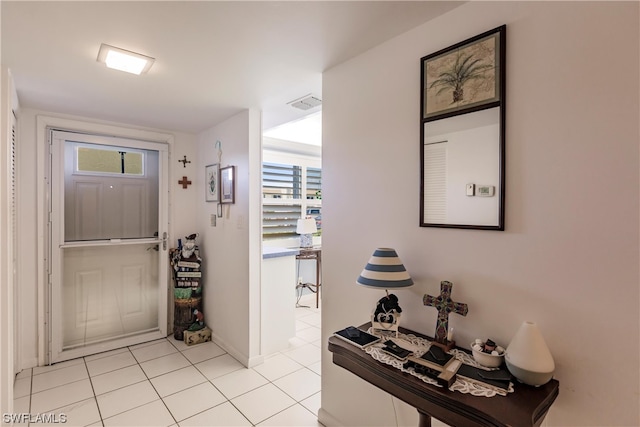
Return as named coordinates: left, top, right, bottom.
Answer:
left=210, top=329, right=263, bottom=368
left=318, top=407, right=343, bottom=427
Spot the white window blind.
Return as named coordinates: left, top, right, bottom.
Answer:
left=262, top=204, right=302, bottom=239
left=262, top=162, right=301, bottom=199
left=423, top=142, right=447, bottom=223
left=306, top=167, right=321, bottom=200
left=262, top=162, right=321, bottom=240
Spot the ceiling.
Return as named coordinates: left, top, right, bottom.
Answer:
left=1, top=1, right=462, bottom=134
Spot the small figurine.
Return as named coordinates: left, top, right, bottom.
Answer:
left=181, top=233, right=198, bottom=259
left=373, top=294, right=402, bottom=325
left=187, top=309, right=205, bottom=331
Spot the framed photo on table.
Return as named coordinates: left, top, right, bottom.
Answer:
left=205, top=163, right=219, bottom=202
left=220, top=165, right=235, bottom=204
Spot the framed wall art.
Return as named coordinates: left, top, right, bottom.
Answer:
left=220, top=165, right=235, bottom=204
left=422, top=26, right=504, bottom=121
left=205, top=163, right=219, bottom=202
left=420, top=25, right=506, bottom=231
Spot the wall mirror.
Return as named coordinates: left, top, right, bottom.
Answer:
left=420, top=25, right=506, bottom=230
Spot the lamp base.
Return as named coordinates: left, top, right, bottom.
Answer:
left=299, top=234, right=313, bottom=248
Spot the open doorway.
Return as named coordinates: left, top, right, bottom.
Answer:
left=260, top=110, right=322, bottom=357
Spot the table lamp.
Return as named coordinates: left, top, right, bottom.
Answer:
left=357, top=248, right=414, bottom=336
left=296, top=217, right=317, bottom=248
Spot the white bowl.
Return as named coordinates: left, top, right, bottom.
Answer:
left=470, top=342, right=505, bottom=368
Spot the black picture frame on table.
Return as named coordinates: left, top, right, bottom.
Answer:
left=420, top=25, right=506, bottom=230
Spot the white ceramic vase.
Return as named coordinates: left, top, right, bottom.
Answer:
left=505, top=321, right=555, bottom=386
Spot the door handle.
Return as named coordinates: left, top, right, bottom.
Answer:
left=162, top=232, right=168, bottom=251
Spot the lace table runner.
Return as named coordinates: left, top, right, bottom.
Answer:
left=364, top=329, right=514, bottom=397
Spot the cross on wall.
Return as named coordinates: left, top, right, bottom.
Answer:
left=178, top=155, right=191, bottom=168
left=423, top=281, right=468, bottom=348
left=178, top=176, right=192, bottom=189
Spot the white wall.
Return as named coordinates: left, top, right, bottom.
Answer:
left=320, top=2, right=638, bottom=427
left=196, top=109, right=263, bottom=367
left=15, top=108, right=198, bottom=370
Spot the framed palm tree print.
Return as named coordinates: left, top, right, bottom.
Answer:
left=422, top=26, right=505, bottom=121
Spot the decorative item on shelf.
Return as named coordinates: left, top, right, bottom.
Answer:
left=356, top=248, right=414, bottom=337
left=184, top=327, right=212, bottom=346
left=181, top=233, right=199, bottom=258
left=170, top=233, right=203, bottom=340
left=423, top=281, right=468, bottom=351
left=505, top=321, right=555, bottom=386
left=296, top=217, right=317, bottom=248
left=187, top=309, right=205, bottom=331
left=471, top=338, right=505, bottom=368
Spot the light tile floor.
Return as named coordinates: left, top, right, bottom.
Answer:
left=14, top=293, right=323, bottom=427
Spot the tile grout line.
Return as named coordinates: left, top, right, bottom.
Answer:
left=126, top=343, right=179, bottom=427
left=19, top=309, right=321, bottom=426
left=82, top=356, right=105, bottom=427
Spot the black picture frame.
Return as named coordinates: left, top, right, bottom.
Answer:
left=220, top=165, right=235, bottom=204
left=420, top=25, right=506, bottom=230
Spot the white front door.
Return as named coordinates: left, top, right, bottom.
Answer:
left=49, top=130, right=169, bottom=363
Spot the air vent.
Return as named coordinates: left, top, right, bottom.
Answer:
left=288, top=94, right=322, bottom=111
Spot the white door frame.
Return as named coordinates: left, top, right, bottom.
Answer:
left=36, top=115, right=174, bottom=365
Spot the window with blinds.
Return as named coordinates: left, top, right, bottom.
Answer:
left=262, top=162, right=301, bottom=199
left=262, top=204, right=302, bottom=239
left=262, top=162, right=321, bottom=240
left=306, top=167, right=321, bottom=200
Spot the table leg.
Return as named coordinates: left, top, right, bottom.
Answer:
left=418, top=411, right=432, bottom=427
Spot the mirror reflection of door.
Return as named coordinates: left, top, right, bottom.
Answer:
left=422, top=107, right=500, bottom=227
left=49, top=130, right=169, bottom=363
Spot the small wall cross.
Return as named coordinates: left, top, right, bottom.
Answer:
left=178, top=176, right=192, bottom=189
left=424, top=281, right=468, bottom=347
left=178, top=155, right=191, bottom=168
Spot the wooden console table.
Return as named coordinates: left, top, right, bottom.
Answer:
left=328, top=324, right=559, bottom=427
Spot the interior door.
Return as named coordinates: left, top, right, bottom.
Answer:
left=49, top=130, right=169, bottom=363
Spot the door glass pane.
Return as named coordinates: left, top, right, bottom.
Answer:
left=62, top=244, right=159, bottom=350
left=77, top=146, right=144, bottom=175
left=65, top=141, right=159, bottom=241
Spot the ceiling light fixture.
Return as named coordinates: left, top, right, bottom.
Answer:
left=97, top=43, right=154, bottom=75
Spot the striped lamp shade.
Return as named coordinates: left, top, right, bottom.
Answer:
left=356, top=248, right=414, bottom=289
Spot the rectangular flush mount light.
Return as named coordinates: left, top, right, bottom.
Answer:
left=97, top=43, right=154, bottom=75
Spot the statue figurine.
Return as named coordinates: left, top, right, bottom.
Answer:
left=373, top=294, right=402, bottom=325
left=181, top=233, right=198, bottom=259
left=187, top=309, right=205, bottom=331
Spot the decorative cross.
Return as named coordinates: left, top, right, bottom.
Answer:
left=178, top=176, right=192, bottom=189
left=178, top=155, right=191, bottom=168
left=423, top=281, right=468, bottom=346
